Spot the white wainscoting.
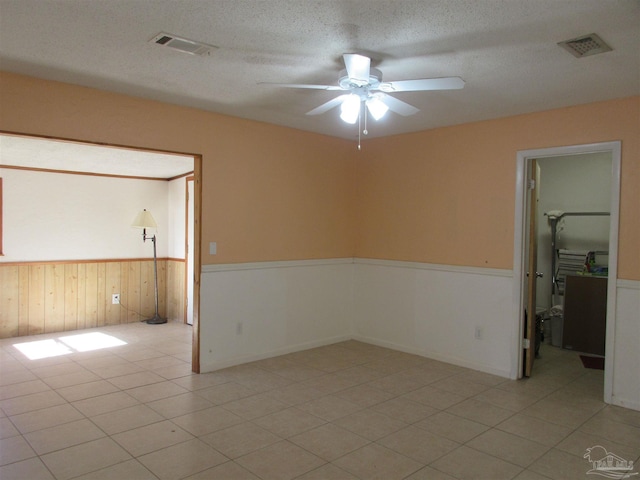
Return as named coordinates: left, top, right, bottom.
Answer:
left=612, top=280, right=640, bottom=411
left=198, top=258, right=639, bottom=411
left=199, top=259, right=355, bottom=372
left=353, top=259, right=516, bottom=378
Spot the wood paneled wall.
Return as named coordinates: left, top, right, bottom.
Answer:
left=0, top=258, right=185, bottom=338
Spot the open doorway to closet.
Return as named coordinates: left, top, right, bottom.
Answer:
left=536, top=153, right=611, bottom=362
left=514, top=142, right=621, bottom=403
left=0, top=133, right=202, bottom=372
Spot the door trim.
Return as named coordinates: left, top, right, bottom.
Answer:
left=512, top=141, right=621, bottom=403
left=191, top=157, right=202, bottom=373
left=184, top=176, right=195, bottom=325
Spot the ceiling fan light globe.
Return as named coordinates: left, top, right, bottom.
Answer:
left=340, top=110, right=359, bottom=124
left=340, top=95, right=360, bottom=124
left=366, top=97, right=389, bottom=120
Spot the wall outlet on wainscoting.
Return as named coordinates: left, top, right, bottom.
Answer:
left=112, top=294, right=120, bottom=304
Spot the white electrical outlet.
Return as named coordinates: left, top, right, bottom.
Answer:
left=112, top=294, right=120, bottom=304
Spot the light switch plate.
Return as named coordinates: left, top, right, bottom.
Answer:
left=209, top=242, right=217, bottom=255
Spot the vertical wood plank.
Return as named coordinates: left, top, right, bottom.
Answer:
left=127, top=261, right=141, bottom=323
left=119, top=262, right=129, bottom=324
left=177, top=261, right=185, bottom=322
left=44, top=264, right=65, bottom=333
left=64, top=264, right=78, bottom=331
left=77, top=263, right=87, bottom=330
left=165, top=260, right=174, bottom=321
left=18, top=266, right=30, bottom=336
left=28, top=265, right=45, bottom=335
left=157, top=259, right=167, bottom=318
left=105, top=262, right=121, bottom=325
left=166, top=260, right=185, bottom=322
left=0, top=266, right=20, bottom=338
left=140, top=260, right=154, bottom=319
left=96, top=263, right=106, bottom=326
left=2, top=258, right=190, bottom=339
left=85, top=263, right=99, bottom=328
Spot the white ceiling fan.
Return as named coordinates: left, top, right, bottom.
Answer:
left=260, top=53, right=465, bottom=146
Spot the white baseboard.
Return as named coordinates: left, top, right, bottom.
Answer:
left=200, top=334, right=352, bottom=372
left=611, top=396, right=640, bottom=412
left=351, top=334, right=511, bottom=379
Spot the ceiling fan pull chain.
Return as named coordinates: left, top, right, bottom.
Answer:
left=358, top=107, right=362, bottom=150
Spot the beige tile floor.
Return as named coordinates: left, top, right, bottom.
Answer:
left=1, top=321, right=639, bottom=480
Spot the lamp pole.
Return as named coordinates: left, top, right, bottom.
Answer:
left=133, top=209, right=166, bottom=325
left=142, top=229, right=166, bottom=324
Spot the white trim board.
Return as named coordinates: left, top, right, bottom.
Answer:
left=617, top=279, right=640, bottom=290
left=202, top=257, right=354, bottom=273
left=355, top=258, right=512, bottom=278
left=201, top=334, right=353, bottom=372
left=203, top=257, right=513, bottom=277
left=351, top=334, right=511, bottom=378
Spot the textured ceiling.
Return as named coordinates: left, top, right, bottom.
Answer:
left=0, top=0, right=638, bottom=146
left=0, top=135, right=194, bottom=179
left=0, top=0, right=640, bottom=138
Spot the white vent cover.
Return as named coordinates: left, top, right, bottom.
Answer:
left=150, top=32, right=217, bottom=56
left=558, top=33, right=612, bottom=58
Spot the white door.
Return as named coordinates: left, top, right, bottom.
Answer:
left=524, top=160, right=541, bottom=377
left=186, top=178, right=194, bottom=325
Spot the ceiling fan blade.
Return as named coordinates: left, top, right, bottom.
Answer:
left=377, top=93, right=419, bottom=116
left=258, top=82, right=343, bottom=91
left=343, top=53, right=370, bottom=85
left=378, top=77, right=465, bottom=92
left=306, top=95, right=350, bottom=116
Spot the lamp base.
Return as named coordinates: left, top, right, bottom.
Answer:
left=145, top=314, right=167, bottom=325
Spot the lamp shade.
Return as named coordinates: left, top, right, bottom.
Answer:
left=132, top=209, right=158, bottom=229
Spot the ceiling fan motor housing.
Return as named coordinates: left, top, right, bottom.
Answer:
left=339, top=67, right=383, bottom=90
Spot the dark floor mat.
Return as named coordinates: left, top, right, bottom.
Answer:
left=580, top=355, right=604, bottom=370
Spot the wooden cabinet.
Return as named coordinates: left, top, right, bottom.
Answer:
left=562, top=275, right=607, bottom=355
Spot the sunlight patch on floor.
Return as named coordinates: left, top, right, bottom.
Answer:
left=13, top=332, right=127, bottom=360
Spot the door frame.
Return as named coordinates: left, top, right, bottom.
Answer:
left=190, top=157, right=202, bottom=373
left=184, top=176, right=195, bottom=326
left=512, top=141, right=621, bottom=402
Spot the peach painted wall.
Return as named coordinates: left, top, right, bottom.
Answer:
left=357, top=97, right=640, bottom=280
left=1, top=72, right=637, bottom=280
left=0, top=72, right=356, bottom=264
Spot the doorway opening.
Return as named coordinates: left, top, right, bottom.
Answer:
left=513, top=141, right=621, bottom=404
left=0, top=132, right=202, bottom=373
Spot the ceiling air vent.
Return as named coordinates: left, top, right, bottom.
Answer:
left=150, top=32, right=217, bottom=56
left=558, top=33, right=612, bottom=58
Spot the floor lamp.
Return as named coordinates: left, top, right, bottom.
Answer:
left=132, top=209, right=166, bottom=324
